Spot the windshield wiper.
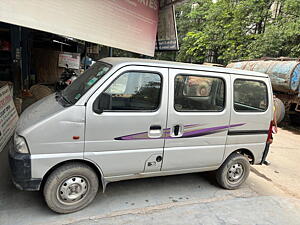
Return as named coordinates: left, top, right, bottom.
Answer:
left=62, top=94, right=72, bottom=105
left=55, top=91, right=62, bottom=100
left=55, top=91, right=72, bottom=106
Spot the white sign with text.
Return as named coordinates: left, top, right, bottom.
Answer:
left=0, top=85, right=18, bottom=152
left=58, top=52, right=81, bottom=69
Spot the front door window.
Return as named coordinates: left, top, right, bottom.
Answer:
left=104, top=71, right=162, bottom=111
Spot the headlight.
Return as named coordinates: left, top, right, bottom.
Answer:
left=14, top=134, right=29, bottom=154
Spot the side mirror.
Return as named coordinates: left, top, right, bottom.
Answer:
left=93, top=93, right=112, bottom=114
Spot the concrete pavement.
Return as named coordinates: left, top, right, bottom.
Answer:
left=70, top=196, right=300, bottom=225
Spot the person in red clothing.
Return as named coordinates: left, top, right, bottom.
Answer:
left=262, top=96, right=278, bottom=165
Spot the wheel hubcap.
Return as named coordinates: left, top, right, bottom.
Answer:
left=227, top=163, right=244, bottom=183
left=58, top=176, right=88, bottom=204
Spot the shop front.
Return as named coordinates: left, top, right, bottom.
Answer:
left=0, top=0, right=181, bottom=151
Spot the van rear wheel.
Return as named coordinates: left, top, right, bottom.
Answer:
left=43, top=162, right=99, bottom=214
left=216, top=153, right=250, bottom=189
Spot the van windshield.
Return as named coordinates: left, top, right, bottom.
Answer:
left=61, top=62, right=111, bottom=105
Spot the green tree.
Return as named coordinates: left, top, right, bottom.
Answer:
left=249, top=0, right=300, bottom=58
left=172, top=0, right=300, bottom=65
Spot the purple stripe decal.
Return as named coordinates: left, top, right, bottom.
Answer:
left=181, top=123, right=245, bottom=138
left=115, top=123, right=245, bottom=140
left=184, top=124, right=204, bottom=128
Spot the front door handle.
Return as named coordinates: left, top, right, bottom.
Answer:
left=148, top=125, right=162, bottom=138
left=150, top=125, right=161, bottom=130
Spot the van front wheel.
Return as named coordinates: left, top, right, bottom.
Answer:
left=43, top=163, right=99, bottom=214
left=216, top=153, right=250, bottom=189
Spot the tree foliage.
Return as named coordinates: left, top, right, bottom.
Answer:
left=164, top=0, right=300, bottom=65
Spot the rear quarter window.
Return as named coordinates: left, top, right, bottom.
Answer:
left=234, top=79, right=268, bottom=112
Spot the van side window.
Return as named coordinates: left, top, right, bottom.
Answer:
left=234, top=79, right=268, bottom=112
left=174, top=75, right=225, bottom=112
left=103, top=71, right=162, bottom=111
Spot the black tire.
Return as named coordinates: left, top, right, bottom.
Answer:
left=216, top=153, right=250, bottom=190
left=43, top=162, right=99, bottom=214
left=274, top=98, right=285, bottom=124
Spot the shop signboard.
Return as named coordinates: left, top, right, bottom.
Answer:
left=58, top=52, right=80, bottom=69
left=0, top=0, right=159, bottom=56
left=156, top=0, right=179, bottom=51
left=0, top=85, right=18, bottom=152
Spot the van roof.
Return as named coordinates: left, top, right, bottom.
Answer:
left=100, top=57, right=268, bottom=78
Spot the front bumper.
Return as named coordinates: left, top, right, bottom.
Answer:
left=8, top=138, right=42, bottom=191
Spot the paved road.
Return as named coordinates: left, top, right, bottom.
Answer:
left=1, top=128, right=300, bottom=225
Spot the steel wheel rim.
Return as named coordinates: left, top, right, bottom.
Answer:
left=57, top=176, right=89, bottom=205
left=227, top=163, right=244, bottom=184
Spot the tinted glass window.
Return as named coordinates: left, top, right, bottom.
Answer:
left=103, top=71, right=162, bottom=111
left=174, top=75, right=225, bottom=111
left=234, top=79, right=268, bottom=112
left=63, top=62, right=111, bottom=104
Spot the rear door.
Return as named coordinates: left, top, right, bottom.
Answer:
left=162, top=69, right=231, bottom=171
left=84, top=65, right=168, bottom=177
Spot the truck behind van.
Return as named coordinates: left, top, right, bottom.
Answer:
left=227, top=58, right=300, bottom=125
left=9, top=58, right=273, bottom=213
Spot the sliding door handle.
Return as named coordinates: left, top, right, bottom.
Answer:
left=173, top=125, right=180, bottom=136
left=172, top=124, right=183, bottom=137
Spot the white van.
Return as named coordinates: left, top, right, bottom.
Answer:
left=9, top=58, right=273, bottom=213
